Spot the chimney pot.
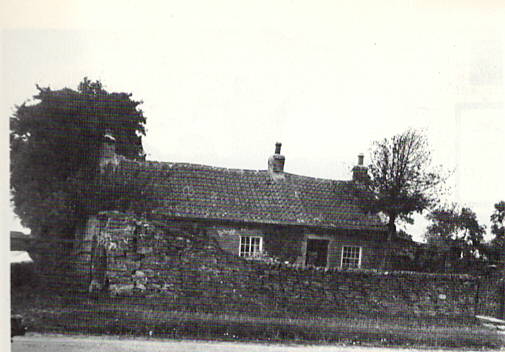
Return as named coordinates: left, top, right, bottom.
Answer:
left=268, top=142, right=285, bottom=175
left=275, top=142, right=282, bottom=155
left=352, top=153, right=368, bottom=183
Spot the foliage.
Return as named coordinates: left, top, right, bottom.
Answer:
left=10, top=78, right=146, bottom=240
left=365, top=129, right=446, bottom=268
left=490, top=201, right=505, bottom=239
left=487, top=201, right=505, bottom=266
left=424, top=204, right=487, bottom=272
left=426, top=205, right=485, bottom=247
left=76, top=161, right=164, bottom=217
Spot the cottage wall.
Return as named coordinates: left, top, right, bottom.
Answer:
left=76, top=212, right=387, bottom=273
left=204, top=222, right=386, bottom=269
left=206, top=224, right=305, bottom=263
left=324, top=232, right=386, bottom=269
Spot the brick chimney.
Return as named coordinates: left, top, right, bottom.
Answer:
left=352, top=153, right=369, bottom=183
left=99, top=131, right=119, bottom=173
left=268, top=142, right=285, bottom=174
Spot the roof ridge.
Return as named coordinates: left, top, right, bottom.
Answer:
left=122, top=159, right=351, bottom=183
left=283, top=171, right=350, bottom=184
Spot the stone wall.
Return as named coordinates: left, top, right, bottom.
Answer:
left=476, top=273, right=505, bottom=319
left=84, top=211, right=501, bottom=318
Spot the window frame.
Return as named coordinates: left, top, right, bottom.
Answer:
left=239, top=235, right=263, bottom=257
left=340, top=246, right=362, bottom=268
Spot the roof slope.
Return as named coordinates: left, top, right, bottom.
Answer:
left=110, top=159, right=386, bottom=231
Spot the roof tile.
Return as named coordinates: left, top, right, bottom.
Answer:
left=111, top=159, right=386, bottom=231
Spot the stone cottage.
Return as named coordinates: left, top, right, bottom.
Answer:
left=76, top=136, right=389, bottom=279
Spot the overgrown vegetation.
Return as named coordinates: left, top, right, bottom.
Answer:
left=10, top=79, right=148, bottom=288
left=10, top=78, right=146, bottom=243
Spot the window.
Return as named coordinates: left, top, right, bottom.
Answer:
left=239, top=236, right=263, bottom=257
left=341, top=246, right=362, bottom=268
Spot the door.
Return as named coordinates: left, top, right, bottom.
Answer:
left=305, top=239, right=329, bottom=267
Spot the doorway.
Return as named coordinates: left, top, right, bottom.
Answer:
left=305, top=239, right=329, bottom=267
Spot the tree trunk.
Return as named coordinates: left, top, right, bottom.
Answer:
left=381, top=215, right=396, bottom=270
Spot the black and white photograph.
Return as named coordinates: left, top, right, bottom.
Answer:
left=3, top=1, right=505, bottom=351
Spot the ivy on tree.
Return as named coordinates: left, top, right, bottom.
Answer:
left=10, top=78, right=146, bottom=241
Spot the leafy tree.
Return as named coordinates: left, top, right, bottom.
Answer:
left=491, top=201, right=505, bottom=238
left=10, top=78, right=146, bottom=243
left=425, top=204, right=486, bottom=272
left=488, top=201, right=505, bottom=266
left=366, top=129, right=445, bottom=268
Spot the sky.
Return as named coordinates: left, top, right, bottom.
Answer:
left=1, top=0, right=505, bottom=241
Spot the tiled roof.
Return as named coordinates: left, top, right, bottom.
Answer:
left=110, top=159, right=387, bottom=231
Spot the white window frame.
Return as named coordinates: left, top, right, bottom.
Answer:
left=341, top=246, right=362, bottom=268
left=239, top=236, right=263, bottom=257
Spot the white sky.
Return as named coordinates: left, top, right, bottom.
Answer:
left=1, top=1, right=505, bottom=241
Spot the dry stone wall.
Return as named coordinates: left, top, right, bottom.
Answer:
left=87, top=211, right=497, bottom=318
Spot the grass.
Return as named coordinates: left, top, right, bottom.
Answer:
left=12, top=286, right=504, bottom=349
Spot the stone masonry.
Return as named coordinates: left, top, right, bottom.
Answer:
left=81, top=211, right=501, bottom=318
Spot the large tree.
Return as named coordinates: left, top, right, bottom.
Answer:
left=366, top=129, right=445, bottom=268
left=425, top=204, right=486, bottom=272
left=10, top=78, right=146, bottom=242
